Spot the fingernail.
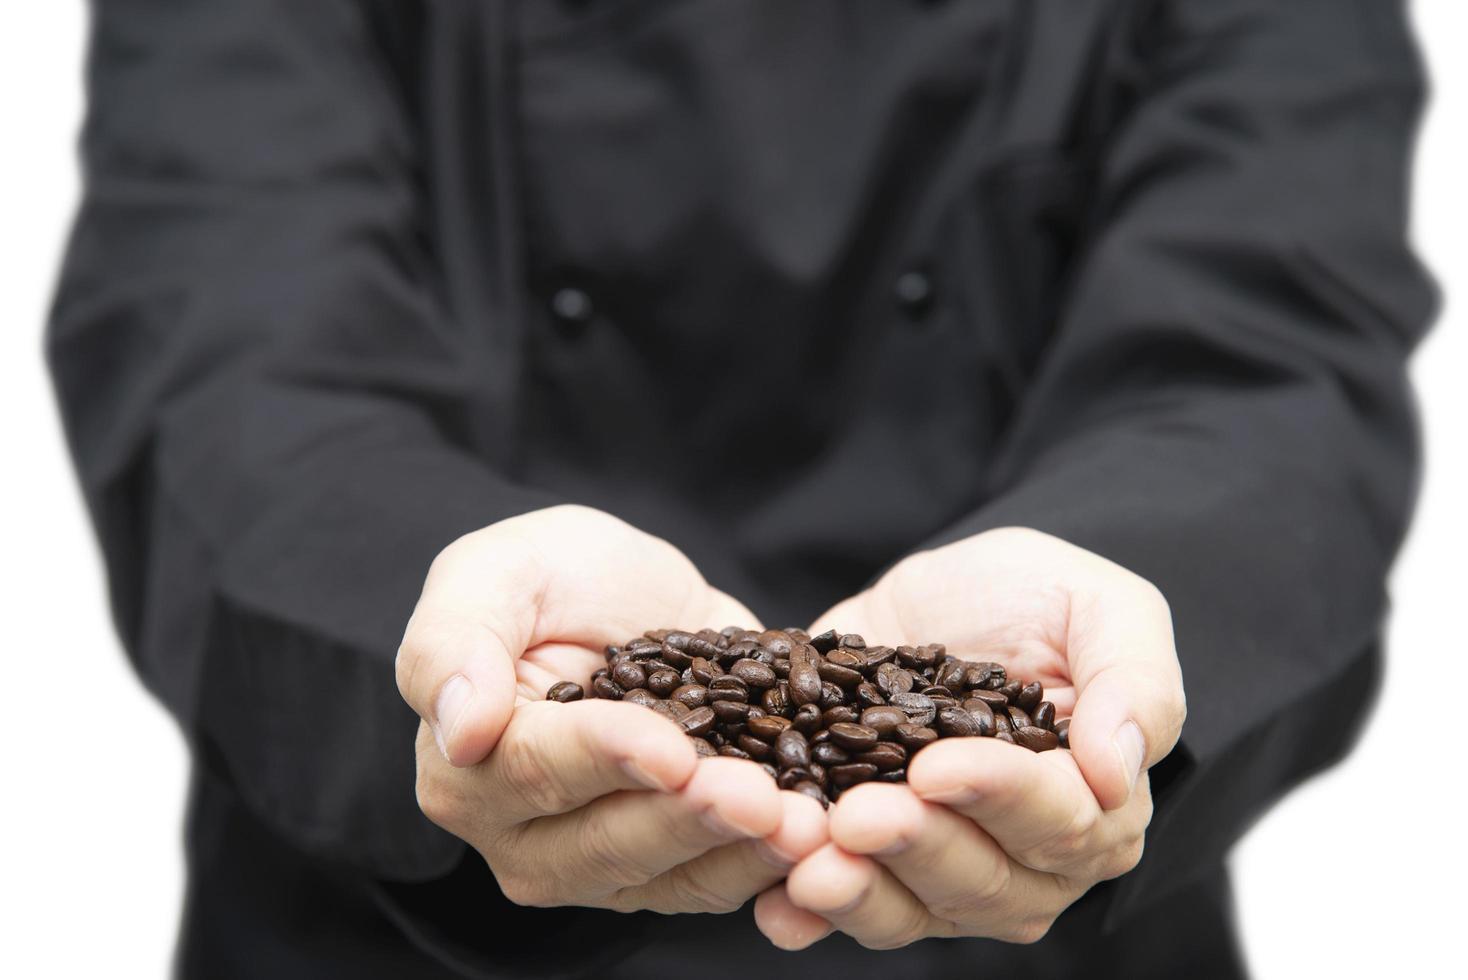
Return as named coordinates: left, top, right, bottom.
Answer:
left=701, top=808, right=765, bottom=840
left=433, top=674, right=474, bottom=763
left=755, top=839, right=798, bottom=868
left=1114, top=720, right=1146, bottom=788
left=922, top=785, right=979, bottom=806
left=621, top=758, right=676, bottom=793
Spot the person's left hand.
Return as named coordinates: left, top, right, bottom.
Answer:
left=751, top=527, right=1186, bottom=949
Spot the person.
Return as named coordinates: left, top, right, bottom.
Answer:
left=48, top=1, right=1433, bottom=977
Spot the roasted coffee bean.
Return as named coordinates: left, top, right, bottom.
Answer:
left=719, top=745, right=753, bottom=760
left=547, top=681, right=584, bottom=703
left=712, top=700, right=753, bottom=724
left=1055, top=718, right=1071, bottom=749
left=963, top=663, right=995, bottom=690
left=1007, top=706, right=1032, bottom=730
left=889, top=692, right=937, bottom=727
left=937, top=705, right=982, bottom=738
left=591, top=676, right=624, bottom=700
left=686, top=635, right=723, bottom=661
left=1001, top=680, right=1023, bottom=702
left=936, top=659, right=968, bottom=694
left=660, top=643, right=694, bottom=670
left=875, top=662, right=914, bottom=698
left=671, top=684, right=709, bottom=709
left=811, top=728, right=831, bottom=745
left=789, top=661, right=823, bottom=706
left=760, top=762, right=780, bottom=780
left=818, top=660, right=865, bottom=689
left=839, top=633, right=867, bottom=651
left=855, top=682, right=886, bottom=709
left=763, top=683, right=793, bottom=717
left=730, top=658, right=778, bottom=689
left=738, top=734, right=774, bottom=761
left=877, top=769, right=908, bottom=783
left=690, top=736, right=717, bottom=758
left=969, top=688, right=1009, bottom=709
left=817, top=682, right=845, bottom=710
left=610, top=662, right=647, bottom=690
left=759, top=630, right=796, bottom=656
left=856, top=742, right=907, bottom=772
left=830, top=762, right=880, bottom=787
left=1033, top=701, right=1056, bottom=730
left=746, top=715, right=793, bottom=740
left=679, top=706, right=716, bottom=737
left=822, top=705, right=860, bottom=726
left=895, top=724, right=939, bottom=752
left=689, top=657, right=720, bottom=685
left=708, top=678, right=749, bottom=704
left=662, top=630, right=694, bottom=652
left=825, top=648, right=864, bottom=670
left=995, top=731, right=1017, bottom=744
left=775, top=729, right=812, bottom=770
left=861, top=646, right=896, bottom=672
left=808, top=762, right=828, bottom=787
left=993, top=711, right=1013, bottom=735
left=792, top=703, right=823, bottom=733
left=828, top=722, right=880, bottom=752
left=794, top=781, right=828, bottom=807
left=810, top=629, right=841, bottom=653
left=650, top=700, right=685, bottom=722
left=777, top=768, right=812, bottom=790
left=811, top=742, right=851, bottom=767
left=623, top=688, right=659, bottom=708
left=860, top=706, right=908, bottom=738
left=1016, top=681, right=1043, bottom=711
left=646, top=668, right=681, bottom=697
left=961, top=698, right=996, bottom=736
left=1014, top=726, right=1060, bottom=752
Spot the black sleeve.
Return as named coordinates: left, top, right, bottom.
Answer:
left=47, top=0, right=553, bottom=879
left=924, top=0, right=1435, bottom=927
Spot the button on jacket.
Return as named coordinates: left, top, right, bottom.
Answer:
left=48, top=1, right=1433, bottom=977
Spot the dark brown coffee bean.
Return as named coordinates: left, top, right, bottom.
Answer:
left=811, top=742, right=851, bottom=767
left=789, top=661, right=823, bottom=706
left=828, top=722, right=880, bottom=752
left=936, top=660, right=967, bottom=694
left=792, top=703, right=823, bottom=733
left=811, top=728, right=830, bottom=745
left=855, top=682, right=886, bottom=709
left=1007, top=706, right=1032, bottom=730
left=888, top=692, right=936, bottom=726
left=730, top=658, right=778, bottom=689
left=875, top=662, right=913, bottom=698
left=1033, top=701, right=1056, bottom=730
left=679, top=706, right=716, bottom=737
left=829, top=762, right=880, bottom=787
left=1055, top=718, right=1071, bottom=749
left=825, top=648, right=864, bottom=670
left=794, top=781, right=828, bottom=808
left=546, top=681, right=584, bottom=703
left=746, top=715, right=793, bottom=740
left=690, top=736, right=717, bottom=757
left=775, top=729, right=812, bottom=770
left=1014, top=726, right=1060, bottom=752
left=962, top=663, right=995, bottom=690
left=623, top=688, right=659, bottom=708
left=690, top=657, right=722, bottom=685
left=777, top=768, right=812, bottom=790
left=738, top=734, right=775, bottom=761
left=937, top=705, right=982, bottom=738
left=969, top=688, right=1008, bottom=709
left=591, top=676, right=624, bottom=700
left=708, top=680, right=749, bottom=704
left=1001, top=680, right=1023, bottom=702
left=877, top=768, right=908, bottom=783
left=856, top=742, right=907, bottom=772
left=995, top=731, right=1016, bottom=744
left=650, top=700, right=685, bottom=722
left=609, top=662, right=646, bottom=690
left=819, top=682, right=846, bottom=710
left=1016, top=681, right=1043, bottom=711
left=822, top=705, right=860, bottom=726
left=859, top=706, right=908, bottom=738
left=659, top=642, right=694, bottom=670
left=818, top=660, right=865, bottom=688
left=993, top=711, right=1013, bottom=735
left=686, top=635, right=723, bottom=661
left=861, top=646, right=896, bottom=672
left=839, top=633, right=867, bottom=651
left=759, top=630, right=796, bottom=656
left=660, top=630, right=694, bottom=652
left=719, top=745, right=753, bottom=760
left=894, top=724, right=939, bottom=752
left=646, top=668, right=681, bottom=698
left=961, top=698, right=996, bottom=736
left=670, top=684, right=708, bottom=709
left=810, top=629, right=840, bottom=653
left=712, top=700, right=753, bottom=724
left=762, top=683, right=793, bottom=717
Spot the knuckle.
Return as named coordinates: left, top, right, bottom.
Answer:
left=934, top=863, right=1011, bottom=922
left=1003, top=916, right=1055, bottom=945
left=860, top=909, right=929, bottom=951
left=1031, top=803, right=1098, bottom=870
left=1102, top=837, right=1147, bottom=880
left=496, top=871, right=556, bottom=909
left=499, top=729, right=576, bottom=816
left=576, top=810, right=655, bottom=890
left=662, top=872, right=743, bottom=915
left=414, top=770, right=458, bottom=832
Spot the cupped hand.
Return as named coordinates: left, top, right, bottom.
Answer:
left=754, top=527, right=1185, bottom=949
left=398, top=504, right=828, bottom=913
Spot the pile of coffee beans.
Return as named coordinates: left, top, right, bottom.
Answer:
left=545, top=626, right=1067, bottom=808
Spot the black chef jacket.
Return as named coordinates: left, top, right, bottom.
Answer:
left=48, top=1, right=1434, bottom=977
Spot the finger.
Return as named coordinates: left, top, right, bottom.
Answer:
left=508, top=758, right=783, bottom=903
left=784, top=844, right=947, bottom=950
left=754, top=884, right=835, bottom=951
left=618, top=790, right=831, bottom=915
left=904, top=738, right=1106, bottom=872
left=1064, top=577, right=1186, bottom=809
left=482, top=699, right=699, bottom=828
left=827, top=783, right=1076, bottom=941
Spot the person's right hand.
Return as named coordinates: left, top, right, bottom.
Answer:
left=396, top=505, right=828, bottom=912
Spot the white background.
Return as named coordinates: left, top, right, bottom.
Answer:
left=1, top=4, right=1462, bottom=977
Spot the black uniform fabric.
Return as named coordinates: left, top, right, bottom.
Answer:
left=48, top=1, right=1433, bottom=977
